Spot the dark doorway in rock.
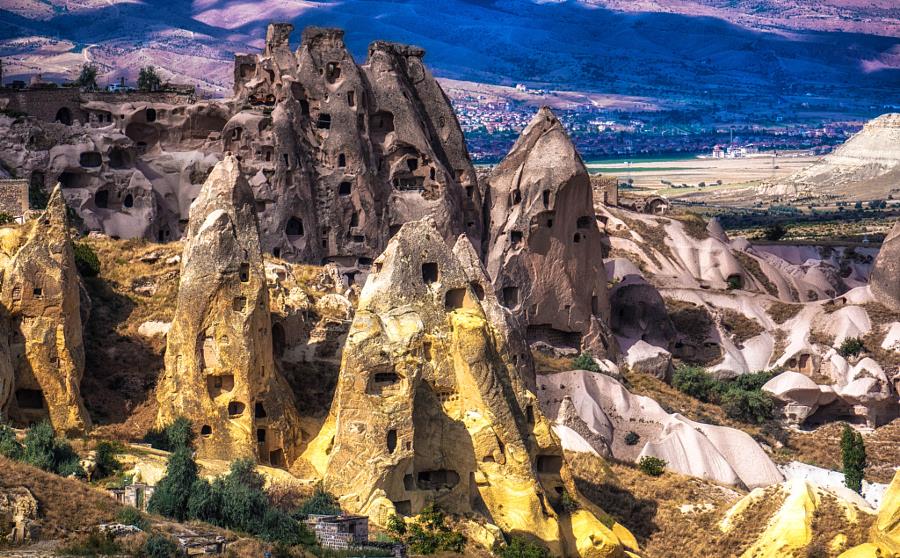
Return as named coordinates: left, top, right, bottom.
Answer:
left=94, top=189, right=109, bottom=209
left=79, top=151, right=102, bottom=167
left=286, top=217, right=304, bottom=238
left=55, top=107, right=73, bottom=125
left=502, top=286, right=519, bottom=308
left=123, top=194, right=134, bottom=208
left=316, top=113, right=331, bottom=129
left=445, top=288, right=466, bottom=310
left=15, top=389, right=44, bottom=409
left=146, top=108, right=157, bottom=122
left=387, top=429, right=397, bottom=454
left=422, top=262, right=439, bottom=284
left=272, top=322, right=285, bottom=359
left=338, top=181, right=352, bottom=196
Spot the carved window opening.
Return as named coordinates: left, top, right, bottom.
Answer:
left=233, top=297, right=246, bottom=312
left=269, top=449, right=285, bottom=467
left=511, top=190, right=522, bottom=205
left=339, top=181, right=352, bottom=196
left=470, top=281, right=485, bottom=301
left=255, top=402, right=267, bottom=418
left=347, top=91, right=355, bottom=107
left=200, top=425, right=212, bottom=438
left=206, top=374, right=234, bottom=397
left=257, top=428, right=266, bottom=443
left=543, top=189, right=551, bottom=207
left=286, top=217, right=304, bottom=238
left=416, top=470, right=460, bottom=490
left=510, top=230, right=523, bottom=247
left=338, top=153, right=346, bottom=168
left=430, top=167, right=436, bottom=180
left=227, top=401, right=246, bottom=417
left=32, top=288, right=42, bottom=299
left=536, top=455, right=562, bottom=474
left=94, top=189, right=109, bottom=209
left=325, top=62, right=341, bottom=83
left=15, top=389, right=44, bottom=409
left=349, top=212, right=359, bottom=228
left=300, top=100, right=310, bottom=116
left=387, top=429, right=397, bottom=454
left=502, top=286, right=519, bottom=309
left=316, top=114, right=331, bottom=129
left=444, top=288, right=466, bottom=310
left=239, top=263, right=250, bottom=282
left=466, top=185, right=474, bottom=199
left=573, top=233, right=582, bottom=243
left=591, top=295, right=600, bottom=315
left=123, top=194, right=134, bottom=208
left=526, top=404, right=535, bottom=425
left=232, top=127, right=242, bottom=140
left=55, top=107, right=73, bottom=126
left=406, top=158, right=418, bottom=171
left=146, top=108, right=157, bottom=123
left=421, top=262, right=438, bottom=285
left=79, top=151, right=102, bottom=167
left=577, top=216, right=593, bottom=229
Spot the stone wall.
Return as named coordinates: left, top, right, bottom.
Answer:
left=0, top=180, right=28, bottom=221
left=0, top=88, right=194, bottom=124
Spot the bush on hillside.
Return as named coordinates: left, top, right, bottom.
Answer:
left=21, top=420, right=83, bottom=477
left=386, top=504, right=466, bottom=555
left=572, top=353, right=600, bottom=372
left=143, top=533, right=181, bottom=558
left=116, top=507, right=149, bottom=530
left=498, top=536, right=551, bottom=558
left=638, top=456, right=667, bottom=477
left=144, top=416, right=195, bottom=451
left=74, top=243, right=101, bottom=277
left=0, top=422, right=22, bottom=460
left=147, top=447, right=198, bottom=521
left=672, top=365, right=718, bottom=402
left=294, top=485, right=342, bottom=518
left=624, top=431, right=640, bottom=446
left=838, top=337, right=864, bottom=358
left=841, top=425, right=867, bottom=494
left=94, top=440, right=121, bottom=479
left=720, top=387, right=774, bottom=424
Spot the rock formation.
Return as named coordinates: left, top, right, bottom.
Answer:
left=1, top=185, right=90, bottom=434
left=538, top=370, right=784, bottom=489
left=155, top=155, right=304, bottom=466
left=870, top=221, right=900, bottom=312
left=839, top=470, right=900, bottom=557
left=485, top=107, right=616, bottom=358
left=230, top=24, right=481, bottom=276
left=760, top=113, right=900, bottom=200
left=307, top=218, right=638, bottom=557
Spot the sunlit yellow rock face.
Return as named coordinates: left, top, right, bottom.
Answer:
left=1, top=185, right=90, bottom=435
left=155, top=156, right=303, bottom=465
left=722, top=479, right=869, bottom=558
left=840, top=470, right=900, bottom=557
left=307, top=218, right=636, bottom=557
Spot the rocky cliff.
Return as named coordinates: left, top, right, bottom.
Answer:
left=485, top=107, right=616, bottom=358
left=1, top=185, right=90, bottom=435
left=870, top=221, right=900, bottom=312
left=155, top=155, right=304, bottom=465
left=306, top=218, right=638, bottom=557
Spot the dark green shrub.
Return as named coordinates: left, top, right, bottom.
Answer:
left=389, top=504, right=465, bottom=555
left=0, top=423, right=22, bottom=460
left=147, top=447, right=198, bottom=521
left=294, top=485, right=342, bottom=518
left=762, top=223, right=788, bottom=241
left=841, top=425, right=866, bottom=494
left=720, top=387, right=774, bottom=424
left=73, top=243, right=101, bottom=277
left=838, top=337, right=864, bottom=358
left=498, top=536, right=551, bottom=558
left=144, top=417, right=195, bottom=451
left=726, top=275, right=743, bottom=290
left=638, top=456, right=666, bottom=477
left=143, top=533, right=181, bottom=558
left=94, top=440, right=121, bottom=479
left=572, top=353, right=600, bottom=372
left=624, top=431, right=640, bottom=446
left=557, top=490, right=579, bottom=513
left=672, top=365, right=718, bottom=402
left=21, top=420, right=83, bottom=477
left=116, top=507, right=148, bottom=530
left=60, top=530, right=121, bottom=556
left=727, top=370, right=777, bottom=392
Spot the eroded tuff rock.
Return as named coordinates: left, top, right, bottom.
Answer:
left=306, top=218, right=637, bottom=557
left=155, top=155, right=303, bottom=465
left=1, top=185, right=90, bottom=434
left=870, top=221, right=900, bottom=312
left=485, top=107, right=616, bottom=358
left=231, top=24, right=481, bottom=275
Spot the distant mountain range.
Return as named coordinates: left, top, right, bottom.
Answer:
left=1, top=0, right=898, bottom=111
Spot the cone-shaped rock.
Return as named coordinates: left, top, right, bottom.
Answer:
left=871, top=221, right=900, bottom=312
left=485, top=107, right=616, bottom=357
left=309, top=218, right=636, bottom=557
left=155, top=155, right=303, bottom=465
left=1, top=185, right=90, bottom=434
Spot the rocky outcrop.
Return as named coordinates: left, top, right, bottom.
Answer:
left=485, top=107, right=615, bottom=358
left=538, top=370, right=784, bottom=489
left=0, top=486, right=38, bottom=545
left=307, top=218, right=637, bottom=557
left=870, top=221, right=900, bottom=312
left=1, top=185, right=90, bottom=434
left=231, top=24, right=480, bottom=276
left=155, top=155, right=303, bottom=466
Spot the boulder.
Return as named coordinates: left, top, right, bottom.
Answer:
left=485, top=107, right=616, bottom=359
left=624, top=340, right=673, bottom=380
left=154, top=156, right=304, bottom=466
left=1, top=185, right=90, bottom=434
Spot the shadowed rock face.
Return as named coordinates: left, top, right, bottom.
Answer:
left=306, top=218, right=636, bottom=557
left=231, top=24, right=481, bottom=277
left=1, top=186, right=90, bottom=434
left=871, top=221, right=900, bottom=312
left=155, top=155, right=303, bottom=465
left=485, top=107, right=616, bottom=358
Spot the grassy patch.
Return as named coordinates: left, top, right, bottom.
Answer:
left=720, top=309, right=764, bottom=347
left=734, top=252, right=776, bottom=295
left=767, top=300, right=803, bottom=324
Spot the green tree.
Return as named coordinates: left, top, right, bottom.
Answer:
left=22, top=420, right=83, bottom=477
left=498, top=536, right=551, bottom=558
left=76, top=63, right=98, bottom=90
left=148, top=446, right=198, bottom=521
left=838, top=337, right=864, bottom=358
left=638, top=456, right=666, bottom=477
left=672, top=365, right=717, bottom=402
left=0, top=423, right=22, bottom=460
left=93, top=440, right=121, bottom=479
left=144, top=416, right=195, bottom=451
left=572, top=353, right=599, bottom=372
left=841, top=425, right=866, bottom=494
left=720, top=387, right=774, bottom=424
left=137, top=66, right=162, bottom=92
left=73, top=243, right=101, bottom=278
left=294, top=485, right=342, bottom=517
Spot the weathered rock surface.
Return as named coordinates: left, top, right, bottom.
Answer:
left=485, top=107, right=615, bottom=358
left=1, top=185, right=90, bottom=434
left=0, top=486, right=38, bottom=545
left=538, top=370, right=783, bottom=489
left=155, top=155, right=303, bottom=466
left=870, top=221, right=900, bottom=312
left=231, top=24, right=481, bottom=275
left=307, top=218, right=637, bottom=557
